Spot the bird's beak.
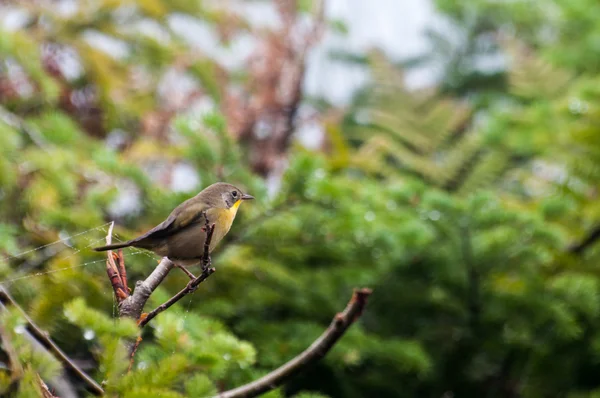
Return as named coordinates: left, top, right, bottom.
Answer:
left=241, top=193, right=254, bottom=201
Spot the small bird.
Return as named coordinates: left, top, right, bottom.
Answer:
left=94, top=182, right=253, bottom=266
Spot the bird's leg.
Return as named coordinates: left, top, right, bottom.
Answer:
left=201, top=256, right=212, bottom=272
left=201, top=220, right=216, bottom=272
left=174, top=264, right=196, bottom=280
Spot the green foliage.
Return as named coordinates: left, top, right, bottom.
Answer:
left=2, top=1, right=600, bottom=397
left=346, top=53, right=513, bottom=195
left=0, top=310, right=62, bottom=390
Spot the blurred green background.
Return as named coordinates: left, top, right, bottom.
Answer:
left=1, top=0, right=600, bottom=397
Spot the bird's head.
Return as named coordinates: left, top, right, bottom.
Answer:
left=201, top=182, right=254, bottom=210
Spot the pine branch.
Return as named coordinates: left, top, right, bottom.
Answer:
left=215, top=288, right=372, bottom=398
left=0, top=287, right=104, bottom=396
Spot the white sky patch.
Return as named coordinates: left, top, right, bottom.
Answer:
left=108, top=181, right=142, bottom=219
left=170, top=163, right=200, bottom=193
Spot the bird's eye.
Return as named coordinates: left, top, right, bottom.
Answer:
left=232, top=191, right=238, bottom=198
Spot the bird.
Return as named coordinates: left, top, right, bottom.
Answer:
left=94, top=182, right=254, bottom=267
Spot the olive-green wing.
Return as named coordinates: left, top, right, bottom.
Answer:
left=130, top=199, right=209, bottom=244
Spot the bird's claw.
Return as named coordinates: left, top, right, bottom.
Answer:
left=186, top=280, right=199, bottom=292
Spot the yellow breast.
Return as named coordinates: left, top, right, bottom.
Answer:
left=218, top=200, right=241, bottom=229
left=208, top=200, right=242, bottom=250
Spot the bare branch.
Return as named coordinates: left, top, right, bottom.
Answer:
left=137, top=266, right=215, bottom=328
left=215, top=288, right=372, bottom=398
left=117, top=257, right=175, bottom=320
left=0, top=287, right=104, bottom=396
left=224, top=0, right=326, bottom=177
left=175, top=264, right=196, bottom=279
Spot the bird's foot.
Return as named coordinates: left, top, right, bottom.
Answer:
left=186, top=280, right=199, bottom=292
left=175, top=264, right=196, bottom=280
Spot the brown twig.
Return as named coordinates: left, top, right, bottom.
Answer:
left=105, top=222, right=129, bottom=301
left=0, top=323, right=23, bottom=394
left=175, top=264, right=197, bottom=280
left=137, top=267, right=215, bottom=328
left=128, top=336, right=143, bottom=373
left=224, top=0, right=326, bottom=177
left=37, top=374, right=58, bottom=398
left=215, top=288, right=372, bottom=398
left=0, top=287, right=104, bottom=396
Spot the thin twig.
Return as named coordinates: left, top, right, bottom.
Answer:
left=105, top=222, right=129, bottom=301
left=128, top=336, right=143, bottom=373
left=0, top=287, right=104, bottom=396
left=215, top=288, right=372, bottom=398
left=137, top=266, right=215, bottom=328
left=175, top=264, right=197, bottom=280
left=0, top=323, right=23, bottom=394
left=37, top=374, right=58, bottom=398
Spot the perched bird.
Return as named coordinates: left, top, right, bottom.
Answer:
left=94, top=182, right=253, bottom=266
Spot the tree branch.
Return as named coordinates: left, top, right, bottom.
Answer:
left=215, top=288, right=372, bottom=398
left=568, top=224, right=600, bottom=255
left=137, top=266, right=215, bottom=328
left=117, top=257, right=175, bottom=320
left=0, top=287, right=104, bottom=396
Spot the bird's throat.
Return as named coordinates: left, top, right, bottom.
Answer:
left=215, top=200, right=242, bottom=233
left=231, top=199, right=242, bottom=213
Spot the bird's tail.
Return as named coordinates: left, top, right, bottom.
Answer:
left=94, top=242, right=132, bottom=252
